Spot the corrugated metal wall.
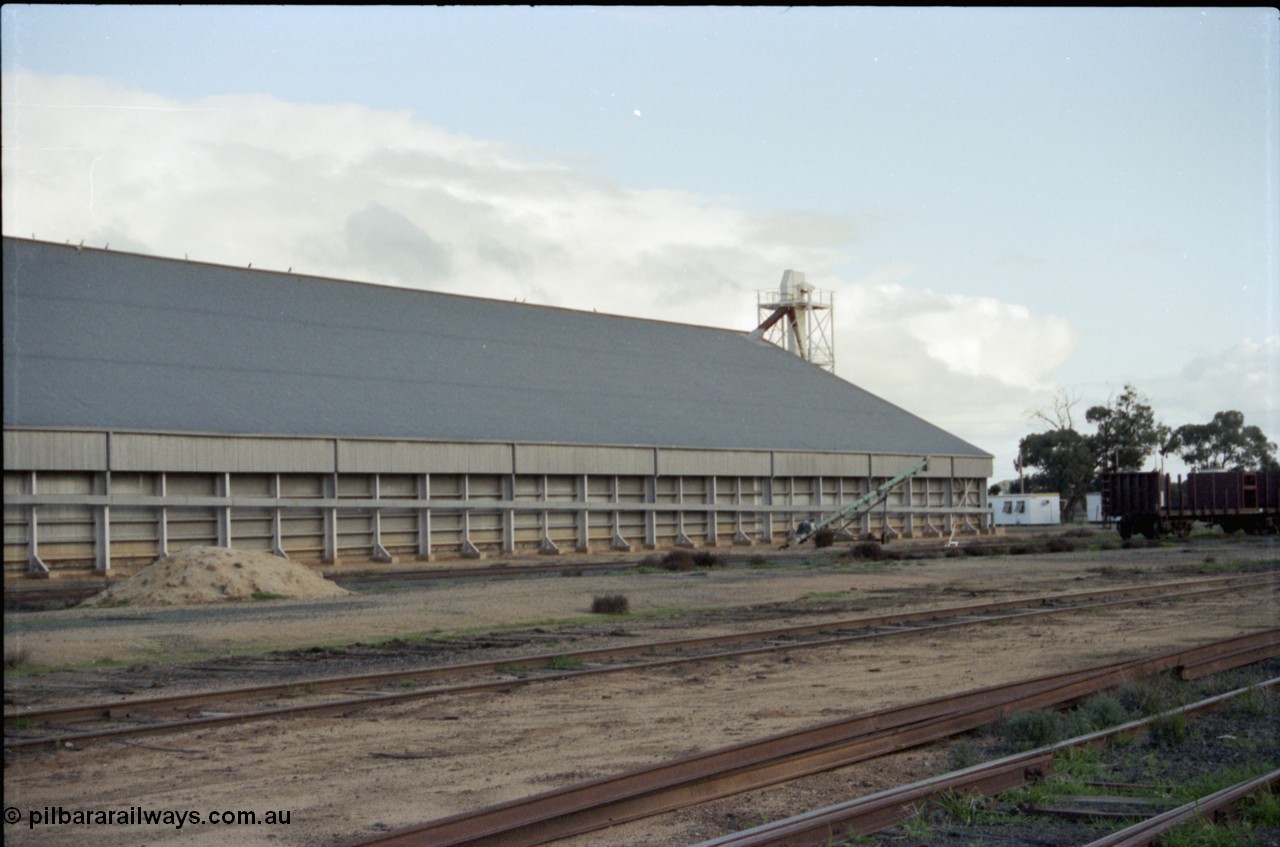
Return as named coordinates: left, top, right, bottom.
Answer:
left=4, top=428, right=992, bottom=575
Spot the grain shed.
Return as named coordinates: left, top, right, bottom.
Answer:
left=3, top=237, right=993, bottom=576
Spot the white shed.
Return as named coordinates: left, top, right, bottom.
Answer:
left=990, top=493, right=1060, bottom=526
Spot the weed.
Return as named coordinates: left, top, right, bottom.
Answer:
left=813, top=527, right=836, bottom=548
left=496, top=663, right=527, bottom=676
left=1240, top=785, right=1280, bottom=826
left=802, top=591, right=849, bottom=603
left=1148, top=712, right=1188, bottom=747
left=935, top=789, right=982, bottom=824
left=251, top=591, right=289, bottom=601
left=1001, top=709, right=1058, bottom=751
left=546, top=655, right=584, bottom=671
left=1117, top=672, right=1189, bottom=717
left=836, top=830, right=879, bottom=846
left=393, top=678, right=417, bottom=688
left=949, top=741, right=983, bottom=770
left=4, top=643, right=32, bottom=670
left=1231, top=685, right=1272, bottom=717
left=1000, top=781, right=1057, bottom=807
left=1173, top=764, right=1277, bottom=804
left=590, top=594, right=630, bottom=615
left=1055, top=744, right=1104, bottom=784
left=1079, top=692, right=1131, bottom=732
left=899, top=805, right=931, bottom=839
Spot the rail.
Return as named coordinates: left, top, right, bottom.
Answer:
left=8, top=575, right=1273, bottom=753
left=338, top=630, right=1280, bottom=847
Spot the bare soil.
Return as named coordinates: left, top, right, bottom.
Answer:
left=3, top=533, right=1278, bottom=847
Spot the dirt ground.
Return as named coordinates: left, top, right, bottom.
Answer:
left=3, top=534, right=1278, bottom=847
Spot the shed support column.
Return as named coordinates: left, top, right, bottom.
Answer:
left=575, top=474, right=590, bottom=553
left=643, top=476, right=657, bottom=549
left=26, top=472, right=49, bottom=577
left=834, top=478, right=857, bottom=540
left=900, top=476, right=910, bottom=538
left=860, top=478, right=872, bottom=538
left=370, top=474, right=395, bottom=563
left=674, top=476, right=694, bottom=548
left=610, top=476, right=631, bottom=551
left=215, top=472, right=231, bottom=550
left=706, top=476, right=718, bottom=547
left=417, top=474, right=434, bottom=561
left=323, top=474, right=339, bottom=564
left=502, top=476, right=516, bottom=554
left=271, top=474, right=288, bottom=558
left=733, top=477, right=752, bottom=545
left=761, top=477, right=774, bottom=544
left=537, top=476, right=560, bottom=555
left=944, top=477, right=955, bottom=536
left=460, top=475, right=483, bottom=559
left=157, top=473, right=169, bottom=558
left=95, top=470, right=111, bottom=572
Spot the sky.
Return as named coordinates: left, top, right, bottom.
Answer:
left=3, top=6, right=1277, bottom=483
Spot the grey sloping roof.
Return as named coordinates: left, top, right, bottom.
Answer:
left=3, top=237, right=988, bottom=458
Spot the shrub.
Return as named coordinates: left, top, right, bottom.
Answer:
left=1117, top=673, right=1188, bottom=717
left=1079, top=693, right=1130, bottom=731
left=591, top=594, right=630, bottom=615
left=845, top=541, right=885, bottom=561
left=1002, top=710, right=1058, bottom=751
left=660, top=550, right=696, bottom=571
left=691, top=550, right=725, bottom=568
left=812, top=527, right=836, bottom=548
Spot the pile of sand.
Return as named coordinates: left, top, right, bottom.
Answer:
left=81, top=546, right=349, bottom=607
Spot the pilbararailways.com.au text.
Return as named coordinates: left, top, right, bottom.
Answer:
left=6, top=805, right=292, bottom=830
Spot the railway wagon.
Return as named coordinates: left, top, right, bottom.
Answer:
left=1102, top=470, right=1280, bottom=539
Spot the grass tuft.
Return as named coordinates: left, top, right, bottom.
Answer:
left=1001, top=709, right=1058, bottom=751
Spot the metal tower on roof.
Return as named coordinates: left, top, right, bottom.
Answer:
left=750, top=270, right=835, bottom=374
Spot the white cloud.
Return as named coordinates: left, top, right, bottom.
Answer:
left=4, top=70, right=1097, bottom=471
left=1153, top=337, right=1279, bottom=438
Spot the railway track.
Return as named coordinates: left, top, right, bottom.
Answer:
left=5, top=573, right=1276, bottom=754
left=339, top=631, right=1280, bottom=847
left=692, top=679, right=1280, bottom=847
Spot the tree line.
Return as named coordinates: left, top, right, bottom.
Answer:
left=998, top=384, right=1277, bottom=520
